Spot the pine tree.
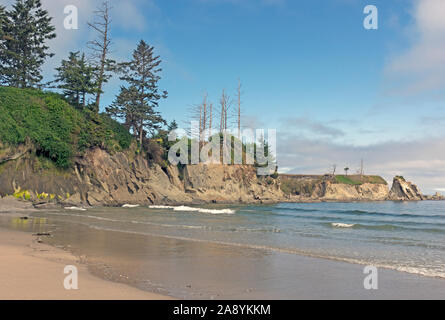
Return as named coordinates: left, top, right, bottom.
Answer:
left=54, top=52, right=97, bottom=108
left=0, top=6, right=7, bottom=76
left=107, top=40, right=167, bottom=147
left=0, top=6, right=6, bottom=40
left=0, top=0, right=56, bottom=88
left=107, top=86, right=139, bottom=132
left=168, top=120, right=178, bottom=132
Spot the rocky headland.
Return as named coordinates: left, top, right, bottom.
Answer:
left=1, top=143, right=442, bottom=208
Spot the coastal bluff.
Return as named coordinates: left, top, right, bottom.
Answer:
left=280, top=174, right=434, bottom=202
left=0, top=87, right=438, bottom=207
left=0, top=146, right=283, bottom=206
left=0, top=144, right=437, bottom=206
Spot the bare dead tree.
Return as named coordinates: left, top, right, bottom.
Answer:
left=199, top=102, right=202, bottom=142
left=237, top=78, right=242, bottom=138
left=202, top=93, right=207, bottom=141
left=220, top=90, right=225, bottom=133
left=209, top=102, right=213, bottom=138
left=186, top=102, right=202, bottom=140
left=87, top=1, right=114, bottom=112
left=219, top=89, right=231, bottom=132
left=186, top=92, right=210, bottom=144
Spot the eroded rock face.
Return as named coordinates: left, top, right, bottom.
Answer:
left=77, top=148, right=191, bottom=206
left=311, top=181, right=389, bottom=201
left=0, top=147, right=283, bottom=206
left=184, top=164, right=283, bottom=203
left=0, top=144, right=430, bottom=205
left=388, top=176, right=424, bottom=201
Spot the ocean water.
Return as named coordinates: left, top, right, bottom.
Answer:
left=3, top=201, right=445, bottom=298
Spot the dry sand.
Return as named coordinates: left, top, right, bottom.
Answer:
left=0, top=227, right=171, bottom=300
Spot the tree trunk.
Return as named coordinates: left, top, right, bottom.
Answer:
left=139, top=121, right=143, bottom=149
left=209, top=103, right=212, bottom=137
left=237, top=79, right=241, bottom=138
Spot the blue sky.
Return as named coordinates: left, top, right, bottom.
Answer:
left=4, top=0, right=445, bottom=193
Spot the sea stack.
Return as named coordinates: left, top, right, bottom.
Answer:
left=388, top=176, right=424, bottom=201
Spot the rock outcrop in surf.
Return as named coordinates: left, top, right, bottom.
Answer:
left=388, top=176, right=424, bottom=201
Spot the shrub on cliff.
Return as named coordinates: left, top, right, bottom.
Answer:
left=0, top=87, right=132, bottom=168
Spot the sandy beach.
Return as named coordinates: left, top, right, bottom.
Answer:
left=2, top=198, right=445, bottom=300
left=0, top=227, right=170, bottom=300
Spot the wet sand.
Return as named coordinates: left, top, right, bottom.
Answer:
left=29, top=221, right=445, bottom=300
left=1, top=198, right=445, bottom=300
left=0, top=228, right=170, bottom=300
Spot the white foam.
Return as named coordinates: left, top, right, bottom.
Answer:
left=149, top=205, right=235, bottom=215
left=196, top=208, right=235, bottom=215
left=122, top=204, right=140, bottom=208
left=149, top=205, right=176, bottom=209
left=64, top=207, right=87, bottom=211
left=173, top=206, right=200, bottom=212
left=331, top=223, right=355, bottom=228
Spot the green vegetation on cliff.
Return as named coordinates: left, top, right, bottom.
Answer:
left=280, top=174, right=388, bottom=196
left=0, top=87, right=132, bottom=168
left=334, top=175, right=387, bottom=185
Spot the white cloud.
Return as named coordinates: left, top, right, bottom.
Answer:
left=277, top=131, right=445, bottom=194
left=113, top=1, right=151, bottom=32
left=283, top=117, right=345, bottom=138
left=385, top=0, right=445, bottom=95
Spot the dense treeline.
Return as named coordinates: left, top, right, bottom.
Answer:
left=0, top=0, right=275, bottom=174
left=0, top=87, right=132, bottom=168
left=0, top=0, right=174, bottom=168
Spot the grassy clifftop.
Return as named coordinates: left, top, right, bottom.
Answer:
left=334, top=175, right=387, bottom=185
left=0, top=87, right=132, bottom=168
left=280, top=174, right=388, bottom=196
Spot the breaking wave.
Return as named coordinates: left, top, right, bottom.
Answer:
left=331, top=223, right=355, bottom=228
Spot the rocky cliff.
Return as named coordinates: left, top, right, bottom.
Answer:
left=280, top=174, right=389, bottom=202
left=312, top=181, right=389, bottom=201
left=0, top=146, right=283, bottom=206
left=0, top=143, right=433, bottom=206
left=388, top=176, right=424, bottom=201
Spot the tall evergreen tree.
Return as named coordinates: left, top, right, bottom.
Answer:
left=107, top=40, right=167, bottom=147
left=54, top=52, right=97, bottom=107
left=0, top=0, right=56, bottom=88
left=0, top=5, right=9, bottom=85
left=0, top=6, right=6, bottom=39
